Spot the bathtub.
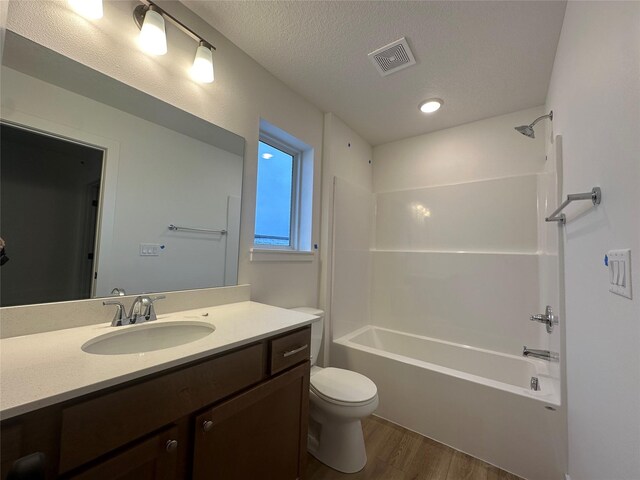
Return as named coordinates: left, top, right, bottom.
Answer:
left=332, top=326, right=566, bottom=480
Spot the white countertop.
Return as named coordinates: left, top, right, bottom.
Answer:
left=0, top=301, right=317, bottom=420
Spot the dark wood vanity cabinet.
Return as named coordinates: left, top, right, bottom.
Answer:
left=193, top=362, right=309, bottom=480
left=1, top=326, right=311, bottom=480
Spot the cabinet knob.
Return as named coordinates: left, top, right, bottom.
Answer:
left=202, top=420, right=214, bottom=432
left=165, top=440, right=178, bottom=453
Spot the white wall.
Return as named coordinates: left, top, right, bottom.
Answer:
left=370, top=107, right=549, bottom=355
left=331, top=178, right=373, bottom=340
left=371, top=251, right=541, bottom=356
left=0, top=1, right=8, bottom=58
left=375, top=175, right=539, bottom=253
left=319, top=113, right=373, bottom=363
left=4, top=0, right=324, bottom=307
left=374, top=107, right=547, bottom=192
left=545, top=3, right=640, bottom=479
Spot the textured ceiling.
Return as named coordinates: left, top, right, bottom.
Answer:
left=184, top=1, right=566, bottom=146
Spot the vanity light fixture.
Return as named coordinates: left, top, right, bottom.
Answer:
left=133, top=2, right=218, bottom=83
left=190, top=41, right=215, bottom=83
left=419, top=98, right=443, bottom=114
left=68, top=0, right=103, bottom=20
left=135, top=4, right=167, bottom=56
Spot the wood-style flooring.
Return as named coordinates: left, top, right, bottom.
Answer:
left=305, top=416, right=523, bottom=480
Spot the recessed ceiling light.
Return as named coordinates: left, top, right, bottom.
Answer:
left=419, top=98, right=443, bottom=114
left=262, top=153, right=273, bottom=159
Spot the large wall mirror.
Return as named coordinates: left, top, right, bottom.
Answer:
left=0, top=32, right=245, bottom=307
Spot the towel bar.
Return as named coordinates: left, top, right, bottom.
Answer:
left=545, top=187, right=601, bottom=224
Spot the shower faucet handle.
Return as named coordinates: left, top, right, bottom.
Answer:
left=529, top=305, right=559, bottom=333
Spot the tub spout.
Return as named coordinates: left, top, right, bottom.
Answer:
left=523, top=346, right=559, bottom=362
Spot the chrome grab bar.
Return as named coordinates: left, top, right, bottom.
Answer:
left=545, top=187, right=601, bottom=224
left=168, top=224, right=227, bottom=235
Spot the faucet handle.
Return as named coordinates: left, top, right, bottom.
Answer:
left=529, top=305, right=559, bottom=333
left=103, top=300, right=126, bottom=326
left=142, top=295, right=166, bottom=321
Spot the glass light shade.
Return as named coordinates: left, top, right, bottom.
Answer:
left=190, top=44, right=214, bottom=83
left=68, top=0, right=103, bottom=20
left=139, top=8, right=167, bottom=56
left=419, top=99, right=443, bottom=113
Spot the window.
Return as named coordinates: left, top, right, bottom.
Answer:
left=253, top=120, right=313, bottom=256
left=254, top=139, right=298, bottom=247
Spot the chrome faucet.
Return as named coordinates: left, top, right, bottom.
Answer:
left=103, top=295, right=165, bottom=326
left=103, top=300, right=127, bottom=327
left=128, top=295, right=166, bottom=324
left=523, top=346, right=559, bottom=362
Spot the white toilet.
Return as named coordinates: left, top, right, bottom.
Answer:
left=291, top=308, right=379, bottom=473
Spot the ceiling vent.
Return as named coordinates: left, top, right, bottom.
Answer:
left=368, top=37, right=416, bottom=77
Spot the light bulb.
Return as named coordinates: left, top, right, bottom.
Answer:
left=68, top=0, right=103, bottom=20
left=419, top=99, right=443, bottom=114
left=190, top=42, right=215, bottom=83
left=139, top=6, right=167, bottom=56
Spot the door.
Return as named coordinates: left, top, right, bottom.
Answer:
left=80, top=181, right=101, bottom=298
left=192, top=362, right=309, bottom=480
left=0, top=123, right=104, bottom=306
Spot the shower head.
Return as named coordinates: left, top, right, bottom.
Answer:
left=514, top=110, right=553, bottom=139
left=515, top=124, right=535, bottom=138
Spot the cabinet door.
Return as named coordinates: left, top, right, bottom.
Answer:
left=68, top=425, right=180, bottom=480
left=192, top=361, right=310, bottom=480
left=1, top=405, right=61, bottom=480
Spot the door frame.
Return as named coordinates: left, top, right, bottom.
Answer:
left=0, top=112, right=120, bottom=300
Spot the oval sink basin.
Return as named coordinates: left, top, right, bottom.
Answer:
left=82, top=321, right=215, bottom=355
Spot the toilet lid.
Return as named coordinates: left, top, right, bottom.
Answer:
left=310, top=367, right=377, bottom=404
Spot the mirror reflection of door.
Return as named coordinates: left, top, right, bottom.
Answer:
left=0, top=123, right=104, bottom=307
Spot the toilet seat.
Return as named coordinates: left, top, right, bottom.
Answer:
left=310, top=367, right=377, bottom=406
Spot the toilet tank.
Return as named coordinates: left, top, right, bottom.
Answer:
left=290, top=307, right=324, bottom=367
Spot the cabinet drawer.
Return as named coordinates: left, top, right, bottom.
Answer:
left=269, top=327, right=311, bottom=375
left=59, top=343, right=265, bottom=473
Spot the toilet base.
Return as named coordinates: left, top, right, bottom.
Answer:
left=308, top=417, right=367, bottom=473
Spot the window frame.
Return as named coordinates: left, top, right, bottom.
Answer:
left=255, top=133, right=303, bottom=251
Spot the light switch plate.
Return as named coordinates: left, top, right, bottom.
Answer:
left=140, top=243, right=161, bottom=256
left=608, top=249, right=632, bottom=299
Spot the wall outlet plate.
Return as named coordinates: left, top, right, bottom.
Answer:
left=607, top=249, right=632, bottom=299
left=140, top=243, right=161, bottom=256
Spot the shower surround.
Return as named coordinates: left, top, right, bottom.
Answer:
left=327, top=107, right=567, bottom=479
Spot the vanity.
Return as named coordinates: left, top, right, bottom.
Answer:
left=0, top=301, right=316, bottom=479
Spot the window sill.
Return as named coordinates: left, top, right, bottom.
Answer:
left=249, top=248, right=315, bottom=263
